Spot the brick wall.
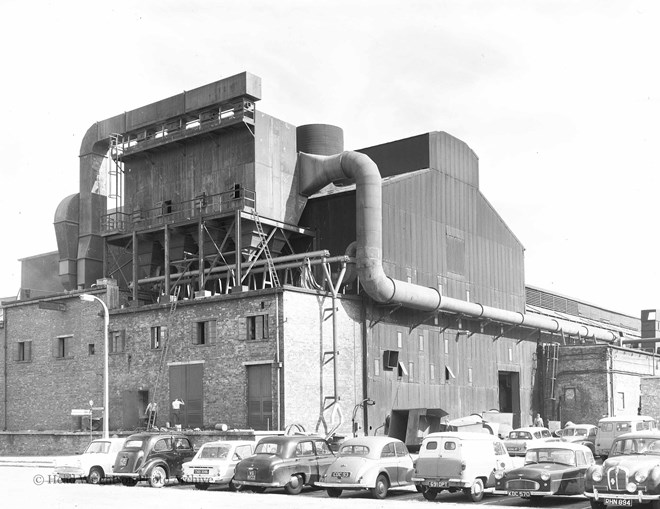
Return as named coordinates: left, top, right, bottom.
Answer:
left=641, top=377, right=660, bottom=422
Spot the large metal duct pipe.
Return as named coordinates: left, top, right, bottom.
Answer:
left=297, top=151, right=619, bottom=343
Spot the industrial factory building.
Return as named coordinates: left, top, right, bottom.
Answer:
left=1, top=72, right=658, bottom=445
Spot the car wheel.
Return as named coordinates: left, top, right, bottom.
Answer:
left=229, top=477, right=243, bottom=492
left=415, top=484, right=425, bottom=493
left=370, top=474, right=389, bottom=499
left=121, top=478, right=138, bottom=487
left=464, top=478, right=485, bottom=502
left=148, top=466, right=167, bottom=488
left=590, top=500, right=606, bottom=509
left=284, top=474, right=304, bottom=495
left=327, top=488, right=342, bottom=498
left=423, top=488, right=438, bottom=501
left=86, top=467, right=103, bottom=485
left=194, top=483, right=209, bottom=490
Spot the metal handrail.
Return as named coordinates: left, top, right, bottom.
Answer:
left=101, top=188, right=256, bottom=234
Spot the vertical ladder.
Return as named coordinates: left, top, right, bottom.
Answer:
left=253, top=213, right=280, bottom=287
left=148, top=287, right=180, bottom=429
left=546, top=343, right=559, bottom=401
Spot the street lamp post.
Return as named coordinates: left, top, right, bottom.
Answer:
left=79, top=294, right=109, bottom=439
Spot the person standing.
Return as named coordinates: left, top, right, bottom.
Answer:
left=533, top=413, right=544, bottom=427
left=171, top=398, right=185, bottom=427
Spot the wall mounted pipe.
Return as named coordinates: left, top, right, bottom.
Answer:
left=297, top=151, right=619, bottom=343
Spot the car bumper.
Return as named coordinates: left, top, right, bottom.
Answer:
left=181, top=473, right=232, bottom=485
left=233, top=480, right=282, bottom=488
left=112, top=472, right=141, bottom=479
left=586, top=489, right=660, bottom=503
left=55, top=468, right=86, bottom=480
left=316, top=481, right=369, bottom=490
left=493, top=489, right=552, bottom=496
left=412, top=477, right=470, bottom=489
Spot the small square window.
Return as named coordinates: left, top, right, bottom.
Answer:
left=247, top=315, right=268, bottom=341
left=151, top=326, right=166, bottom=349
left=88, top=344, right=95, bottom=355
left=109, top=330, right=126, bottom=353
left=16, top=341, right=32, bottom=362
left=195, top=320, right=216, bottom=345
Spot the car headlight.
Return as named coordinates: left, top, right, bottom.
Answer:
left=541, top=473, right=550, bottom=481
left=494, top=470, right=505, bottom=480
left=635, top=471, right=648, bottom=483
left=591, top=469, right=603, bottom=482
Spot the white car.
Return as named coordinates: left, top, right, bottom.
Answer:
left=503, top=427, right=552, bottom=457
left=54, top=437, right=126, bottom=484
left=181, top=440, right=256, bottom=490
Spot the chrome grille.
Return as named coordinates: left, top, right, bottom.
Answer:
left=606, top=466, right=629, bottom=492
left=506, top=479, right=540, bottom=490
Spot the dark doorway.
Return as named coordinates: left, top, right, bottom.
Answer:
left=247, top=364, right=273, bottom=430
left=169, top=363, right=203, bottom=428
left=499, top=371, right=521, bottom=428
left=122, top=390, right=149, bottom=429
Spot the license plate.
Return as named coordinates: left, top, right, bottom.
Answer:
left=428, top=480, right=449, bottom=488
left=247, top=470, right=256, bottom=481
left=332, top=471, right=350, bottom=478
left=119, top=457, right=127, bottom=467
left=194, top=469, right=209, bottom=475
left=508, top=447, right=519, bottom=451
left=508, top=491, right=532, bottom=497
left=60, top=474, right=74, bottom=479
left=602, top=499, right=633, bottom=507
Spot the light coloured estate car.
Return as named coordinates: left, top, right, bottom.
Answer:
left=503, top=427, right=552, bottom=457
left=181, top=440, right=256, bottom=490
left=55, top=437, right=126, bottom=484
left=315, top=436, right=414, bottom=499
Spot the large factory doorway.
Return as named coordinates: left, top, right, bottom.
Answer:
left=247, top=364, right=273, bottom=430
left=498, top=371, right=521, bottom=428
left=169, top=363, right=204, bottom=428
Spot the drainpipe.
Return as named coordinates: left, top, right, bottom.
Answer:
left=298, top=151, right=619, bottom=343
left=275, top=291, right=281, bottom=430
left=3, top=308, right=7, bottom=430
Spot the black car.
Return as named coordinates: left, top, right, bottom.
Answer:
left=112, top=432, right=195, bottom=488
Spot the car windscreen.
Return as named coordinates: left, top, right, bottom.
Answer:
left=339, top=445, right=370, bottom=457
left=199, top=445, right=231, bottom=459
left=85, top=441, right=111, bottom=454
left=611, top=437, right=660, bottom=456
left=524, top=448, right=576, bottom=466
left=255, top=442, right=282, bottom=455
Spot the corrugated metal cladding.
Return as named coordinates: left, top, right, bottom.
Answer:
left=304, top=132, right=525, bottom=312
left=525, top=286, right=640, bottom=332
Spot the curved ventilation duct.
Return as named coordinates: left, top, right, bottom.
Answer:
left=54, top=193, right=81, bottom=291
left=297, top=151, right=618, bottom=343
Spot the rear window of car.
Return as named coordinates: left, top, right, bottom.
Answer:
left=85, top=441, right=111, bottom=454
left=424, top=441, right=438, bottom=450
left=255, top=442, right=281, bottom=455
left=199, top=445, right=231, bottom=459
left=616, top=422, right=631, bottom=432
left=444, top=441, right=456, bottom=451
left=339, top=445, right=370, bottom=456
left=509, top=431, right=532, bottom=440
left=599, top=423, right=613, bottom=432
left=153, top=438, right=172, bottom=452
left=124, top=440, right=144, bottom=449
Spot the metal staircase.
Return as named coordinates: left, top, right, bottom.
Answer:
left=253, top=212, right=280, bottom=288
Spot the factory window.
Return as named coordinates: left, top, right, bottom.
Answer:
left=374, top=358, right=380, bottom=376
left=16, top=341, right=32, bottom=362
left=109, top=330, right=126, bottom=354
left=445, top=365, right=456, bottom=382
left=397, top=332, right=403, bottom=348
left=383, top=350, right=399, bottom=370
left=419, top=335, right=424, bottom=351
left=151, top=326, right=167, bottom=349
left=408, top=362, right=414, bottom=382
left=508, top=348, right=513, bottom=362
left=247, top=314, right=269, bottom=341
left=430, top=364, right=435, bottom=380
left=54, top=336, right=73, bottom=359
left=444, top=338, right=449, bottom=354
left=468, top=367, right=473, bottom=385
left=194, top=319, right=216, bottom=345
left=88, top=344, right=95, bottom=355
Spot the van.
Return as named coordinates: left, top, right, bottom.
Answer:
left=412, top=432, right=513, bottom=502
left=595, top=415, right=657, bottom=458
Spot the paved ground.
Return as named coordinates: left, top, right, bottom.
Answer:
left=0, top=459, right=595, bottom=509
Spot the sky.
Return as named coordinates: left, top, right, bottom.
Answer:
left=0, top=0, right=659, bottom=317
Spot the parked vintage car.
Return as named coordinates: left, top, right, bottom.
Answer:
left=585, top=431, right=660, bottom=509
left=315, top=436, right=414, bottom=499
left=503, top=427, right=552, bottom=456
left=412, top=431, right=514, bottom=502
left=112, top=432, right=196, bottom=488
left=233, top=435, right=335, bottom=494
left=54, top=437, right=126, bottom=484
left=493, top=442, right=596, bottom=498
left=559, top=423, right=598, bottom=455
left=181, top=440, right=256, bottom=490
